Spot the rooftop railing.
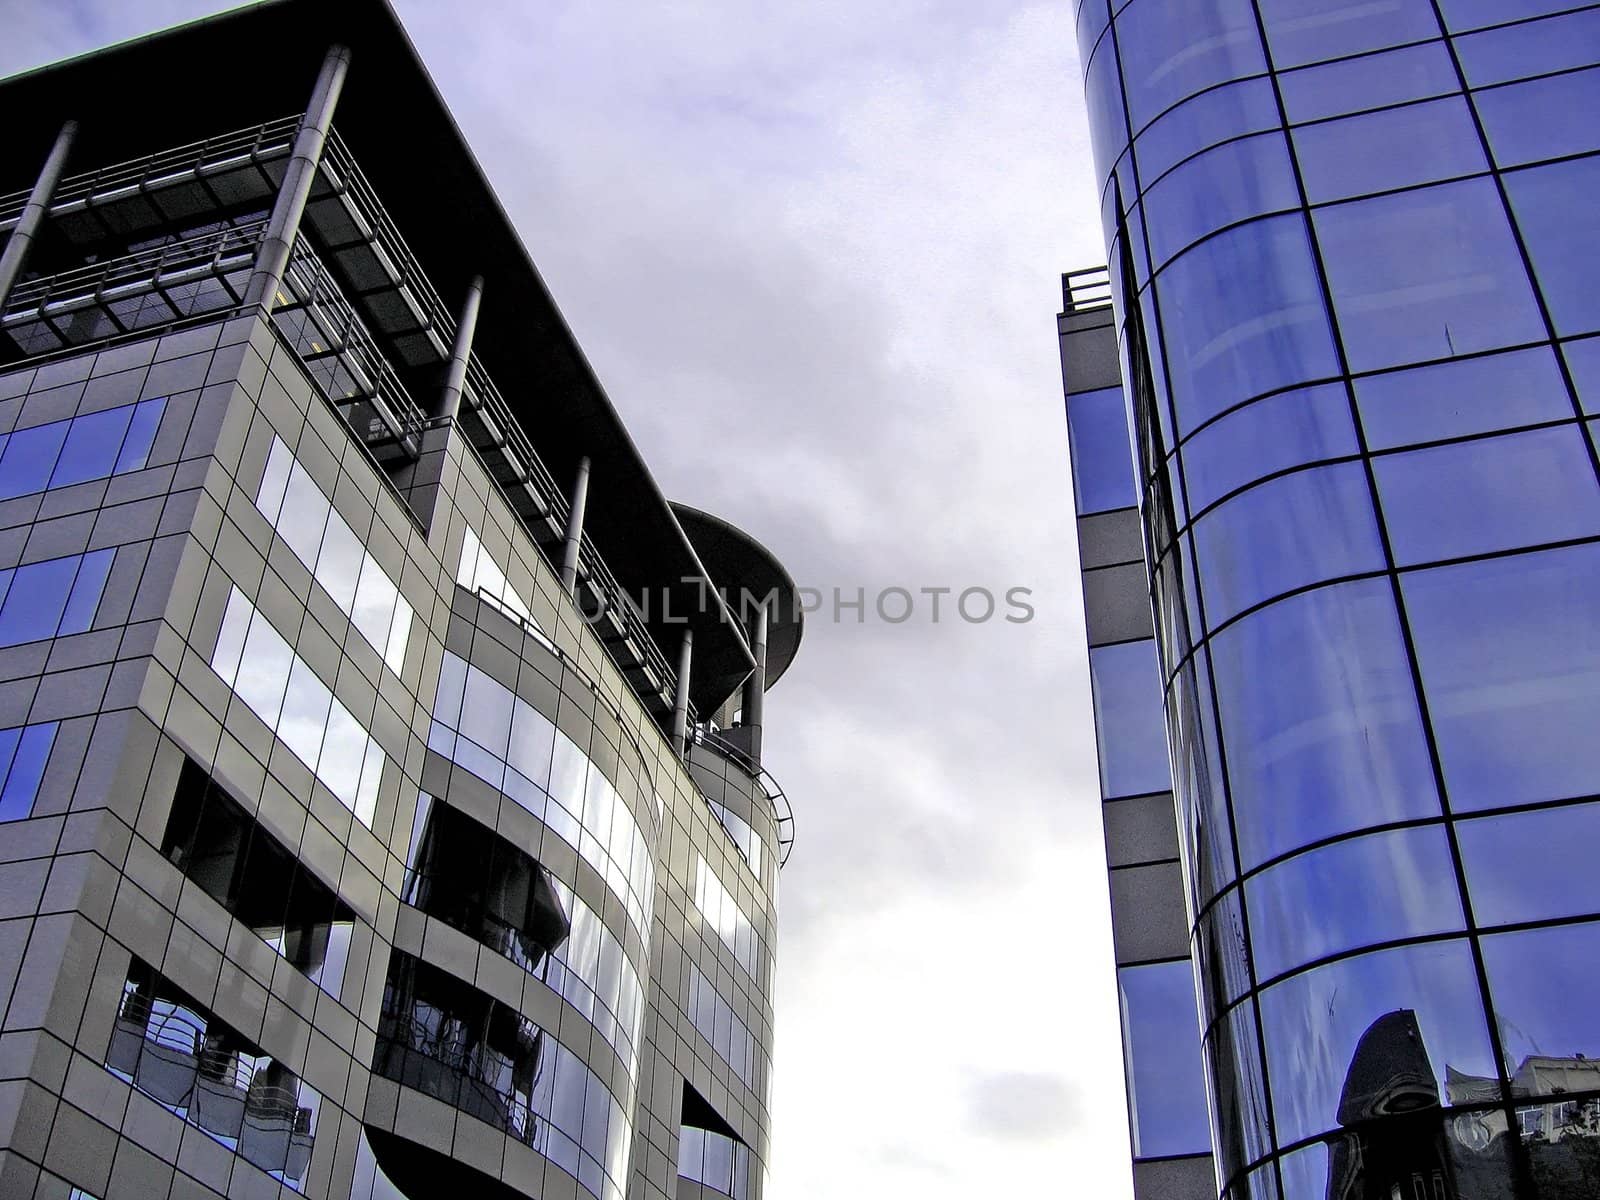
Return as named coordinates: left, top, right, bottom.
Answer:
left=1062, top=265, right=1113, bottom=314
left=692, top=724, right=795, bottom=866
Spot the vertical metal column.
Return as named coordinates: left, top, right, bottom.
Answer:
left=434, top=275, right=484, bottom=421
left=244, top=44, right=351, bottom=309
left=0, top=120, right=78, bottom=312
left=672, top=628, right=694, bottom=755
left=740, top=599, right=770, bottom=764
left=559, top=456, right=591, bottom=596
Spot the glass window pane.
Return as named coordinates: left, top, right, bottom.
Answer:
left=1157, top=215, right=1341, bottom=434
left=315, top=512, right=364, bottom=612
left=1356, top=346, right=1572, bottom=449
left=1316, top=178, right=1547, bottom=372
left=1374, top=425, right=1600, bottom=566
left=1211, top=578, right=1438, bottom=868
left=1475, top=68, right=1600, bottom=169
left=1481, top=922, right=1600, bottom=1094
left=0, top=724, right=54, bottom=822
left=1083, top=27, right=1129, bottom=175
left=235, top=612, right=293, bottom=724
left=113, top=398, right=164, bottom=474
left=459, top=667, right=513, bottom=759
left=1089, top=639, right=1173, bottom=798
left=1279, top=40, right=1459, bottom=123
left=1245, top=826, right=1463, bottom=983
left=277, top=465, right=330, bottom=568
left=1439, top=0, right=1591, bottom=33
left=1204, top=999, right=1273, bottom=1178
left=1456, top=9, right=1600, bottom=87
left=1181, top=384, right=1356, bottom=515
left=349, top=555, right=397, bottom=656
left=1566, top=336, right=1600, bottom=415
left=1260, top=940, right=1495, bottom=1148
left=1259, top=0, right=1442, bottom=68
left=0, top=555, right=78, bottom=645
left=59, top=548, right=113, bottom=635
left=1507, top=157, right=1600, bottom=338
left=1115, top=0, right=1266, bottom=131
left=278, top=658, right=333, bottom=767
left=1294, top=97, right=1485, bottom=204
left=50, top=406, right=133, bottom=489
left=1145, top=133, right=1299, bottom=268
left=1403, top=544, right=1600, bottom=811
left=0, top=420, right=68, bottom=500
left=1194, top=461, right=1385, bottom=626
left=1067, top=386, right=1137, bottom=514
left=1458, top=802, right=1600, bottom=928
left=508, top=700, right=556, bottom=792
left=1136, top=78, right=1281, bottom=184
left=1119, top=960, right=1212, bottom=1158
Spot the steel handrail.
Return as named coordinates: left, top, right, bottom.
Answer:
left=691, top=724, right=795, bottom=867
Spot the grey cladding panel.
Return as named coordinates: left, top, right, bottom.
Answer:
left=1083, top=562, right=1154, bottom=646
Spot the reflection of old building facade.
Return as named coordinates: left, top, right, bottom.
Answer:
left=0, top=3, right=801, bottom=1199
left=1061, top=2, right=1600, bottom=1199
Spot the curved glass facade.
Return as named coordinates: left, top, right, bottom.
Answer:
left=1075, top=2, right=1600, bottom=1196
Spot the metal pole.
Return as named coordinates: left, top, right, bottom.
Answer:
left=245, top=44, right=351, bottom=309
left=559, top=456, right=590, bottom=596
left=740, top=599, right=769, bottom=764
left=434, top=275, right=483, bottom=421
left=672, top=628, right=694, bottom=755
left=0, top=120, right=78, bottom=312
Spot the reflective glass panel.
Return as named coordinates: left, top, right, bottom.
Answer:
left=1083, top=26, right=1129, bottom=174
left=1458, top=802, right=1600, bottom=929
left=1507, top=157, right=1600, bottom=338
left=1475, top=69, right=1600, bottom=169
left=1119, top=959, right=1212, bottom=1158
left=1211, top=578, right=1438, bottom=868
left=1144, top=133, right=1299, bottom=268
left=1089, top=639, right=1173, bottom=798
left=1278, top=40, right=1460, bottom=123
left=1195, top=887, right=1252, bottom=1023
left=1067, top=386, right=1138, bottom=514
left=1316, top=178, right=1547, bottom=372
left=1259, top=0, right=1442, bottom=68
left=1181, top=384, right=1356, bottom=516
left=1294, top=97, right=1486, bottom=204
left=1169, top=650, right=1237, bottom=908
left=1136, top=78, right=1281, bottom=184
left=1565, top=337, right=1600, bottom=415
left=0, top=723, right=58, bottom=822
left=1481, top=922, right=1600, bottom=1093
left=1440, top=0, right=1594, bottom=33
left=1115, top=0, right=1266, bottom=131
left=1355, top=346, right=1572, bottom=449
left=1455, top=9, right=1600, bottom=86
left=1204, top=999, right=1273, bottom=1177
left=1402, top=543, right=1600, bottom=811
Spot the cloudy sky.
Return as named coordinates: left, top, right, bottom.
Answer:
left=0, top=1, right=1125, bottom=1195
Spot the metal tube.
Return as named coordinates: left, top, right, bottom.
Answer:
left=559, top=456, right=591, bottom=596
left=434, top=275, right=484, bottom=421
left=740, top=600, right=770, bottom=764
left=245, top=45, right=351, bottom=309
left=672, top=628, right=694, bottom=755
left=0, top=120, right=78, bottom=312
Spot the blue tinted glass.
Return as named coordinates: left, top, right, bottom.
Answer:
left=59, top=548, right=114, bottom=635
left=1440, top=0, right=1593, bottom=33
left=1295, top=97, right=1486, bottom=204
left=1119, top=960, right=1212, bottom=1158
left=1076, top=0, right=1110, bottom=61
left=1508, top=157, right=1600, bottom=338
left=1157, top=215, right=1341, bottom=433
left=1459, top=803, right=1600, bottom=928
left=1169, top=651, right=1237, bottom=907
left=1144, top=133, right=1299, bottom=267
left=1279, top=40, right=1460, bottom=123
left=0, top=723, right=56, bottom=822
left=1089, top=639, right=1173, bottom=798
left=1567, top=337, right=1600, bottom=414
left=1356, top=346, right=1572, bottom=449
left=1405, top=544, right=1600, bottom=812
left=1475, top=69, right=1600, bottom=169
left=114, top=398, right=164, bottom=473
left=1245, top=826, right=1463, bottom=983
left=1195, top=462, right=1384, bottom=625
left=1259, top=0, right=1442, bottom=69
left=1136, top=78, right=1281, bottom=184
left=1480, top=922, right=1600, bottom=1092
left=0, top=555, right=79, bottom=645
left=1317, top=178, right=1547, bottom=372
left=0, top=726, right=22, bottom=819
left=1211, top=578, right=1438, bottom=868
left=1183, top=385, right=1356, bottom=513
left=49, top=406, right=134, bottom=489
left=0, top=420, right=68, bottom=500
left=1375, top=425, right=1600, bottom=565
left=1067, top=387, right=1138, bottom=514
left=1116, top=0, right=1266, bottom=131
left=1083, top=29, right=1130, bottom=176
left=1455, top=9, right=1600, bottom=86
left=1259, top=940, right=1495, bottom=1148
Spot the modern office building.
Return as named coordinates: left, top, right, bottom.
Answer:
left=0, top=4, right=802, bottom=1200
left=1062, top=3, right=1600, bottom=1199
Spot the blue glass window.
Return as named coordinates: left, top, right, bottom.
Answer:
left=1480, top=922, right=1600, bottom=1093
left=1089, top=639, right=1172, bottom=798
left=1156, top=215, right=1341, bottom=434
left=0, top=398, right=163, bottom=501
left=1403, top=543, right=1600, bottom=812
left=1194, top=461, right=1385, bottom=626
left=1143, top=133, right=1299, bottom=268
left=1077, top=0, right=1111, bottom=61
left=1204, top=994, right=1273, bottom=1176
left=1295, top=97, right=1486, bottom=204
left=1458, top=802, right=1600, bottom=928
left=1210, top=578, right=1438, bottom=868
left=1279, top=40, right=1460, bottom=123
left=1136, top=78, right=1281, bottom=185
left=1118, top=960, right=1212, bottom=1158
left=1067, top=387, right=1137, bottom=514
left=1439, top=0, right=1594, bottom=34
left=1475, top=69, right=1600, bottom=169
left=1355, top=346, right=1572, bottom=449
left=1317, top=178, right=1547, bottom=372
left=1259, top=0, right=1442, bottom=69
left=0, top=549, right=114, bottom=647
left=1244, top=826, right=1463, bottom=983
left=1507, top=157, right=1600, bottom=338
left=1566, top=337, right=1600, bottom=415
left=1455, top=9, right=1600, bottom=86
left=1181, top=384, right=1357, bottom=514
left=0, top=722, right=59, bottom=822
left=1375, top=425, right=1600, bottom=566
left=1083, top=29, right=1129, bottom=174
left=1115, top=0, right=1266, bottom=131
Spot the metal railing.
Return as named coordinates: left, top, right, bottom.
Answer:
left=691, top=724, right=795, bottom=867
left=1062, top=265, right=1113, bottom=314
left=374, top=1016, right=545, bottom=1147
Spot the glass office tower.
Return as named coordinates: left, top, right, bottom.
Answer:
left=1065, top=2, right=1600, bottom=1199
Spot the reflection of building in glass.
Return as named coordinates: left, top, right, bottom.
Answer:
left=1061, top=3, right=1600, bottom=1199
left=0, top=4, right=804, bottom=1198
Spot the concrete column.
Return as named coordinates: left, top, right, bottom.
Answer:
left=0, top=120, right=78, bottom=312
left=739, top=599, right=770, bottom=764
left=559, top=456, right=591, bottom=596
left=671, top=628, right=694, bottom=756
left=433, top=275, right=484, bottom=421
left=245, top=44, right=351, bottom=309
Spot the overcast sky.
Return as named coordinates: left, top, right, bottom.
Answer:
left=0, top=1, right=1126, bottom=1195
